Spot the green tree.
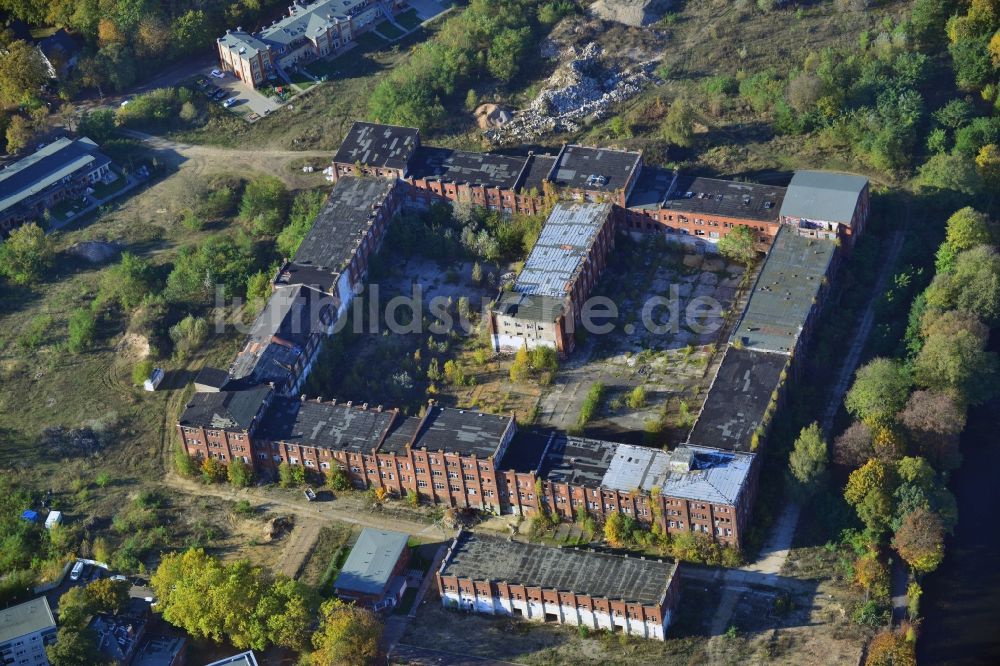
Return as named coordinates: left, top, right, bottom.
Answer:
left=85, top=578, right=129, bottom=614
left=169, top=315, right=209, bottom=360
left=67, top=307, right=97, bottom=354
left=227, top=458, right=254, bottom=488
left=246, top=270, right=272, bottom=313
left=845, top=358, right=913, bottom=427
left=717, top=226, right=758, bottom=266
left=661, top=98, right=694, bottom=147
left=0, top=40, right=48, bottom=106
left=603, top=511, right=636, bottom=548
left=845, top=459, right=897, bottom=536
left=174, top=445, right=197, bottom=476
left=913, top=326, right=999, bottom=405
left=530, top=346, right=558, bottom=373
left=277, top=189, right=326, bottom=258
left=898, top=390, right=964, bottom=471
left=241, top=176, right=288, bottom=228
left=46, top=627, right=102, bottom=666
left=487, top=27, right=530, bottom=83
left=172, top=10, right=213, bottom=56
left=100, top=252, right=156, bottom=310
left=0, top=222, right=54, bottom=285
left=788, top=422, right=828, bottom=495
left=4, top=113, right=35, bottom=153
left=278, top=462, right=306, bottom=488
left=865, top=628, right=916, bottom=666
left=925, top=246, right=1000, bottom=325
left=509, top=345, right=531, bottom=382
left=893, top=508, right=945, bottom=574
left=310, top=598, right=382, bottom=666
left=201, top=457, right=226, bottom=483
left=945, top=206, right=992, bottom=253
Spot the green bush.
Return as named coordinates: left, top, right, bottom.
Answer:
left=578, top=383, right=604, bottom=427
left=67, top=307, right=97, bottom=353
left=279, top=462, right=306, bottom=488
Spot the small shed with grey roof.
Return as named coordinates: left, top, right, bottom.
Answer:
left=333, top=121, right=420, bottom=173
left=334, top=528, right=410, bottom=608
left=779, top=171, right=868, bottom=226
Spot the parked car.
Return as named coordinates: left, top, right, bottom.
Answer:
left=210, top=69, right=225, bottom=78
left=213, top=89, right=228, bottom=100
left=70, top=561, right=84, bottom=581
left=304, top=487, right=317, bottom=502
left=222, top=97, right=239, bottom=108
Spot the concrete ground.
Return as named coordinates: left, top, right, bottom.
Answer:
left=407, top=0, right=453, bottom=21
left=197, top=67, right=282, bottom=119
left=536, top=242, right=748, bottom=433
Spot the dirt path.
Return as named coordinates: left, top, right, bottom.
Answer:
left=120, top=129, right=332, bottom=189
left=159, top=473, right=453, bottom=542
left=278, top=521, right=324, bottom=579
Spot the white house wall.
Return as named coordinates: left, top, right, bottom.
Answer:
left=440, top=591, right=667, bottom=641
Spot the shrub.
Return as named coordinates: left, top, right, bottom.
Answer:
left=627, top=386, right=647, bottom=409
left=200, top=458, right=226, bottom=483
left=132, top=359, right=154, bottom=386
left=227, top=459, right=253, bottom=488
left=169, top=315, right=209, bottom=360
left=278, top=462, right=306, bottom=488
left=67, top=307, right=98, bottom=353
left=578, top=383, right=604, bottom=427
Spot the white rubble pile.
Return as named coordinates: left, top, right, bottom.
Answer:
left=485, top=42, right=659, bottom=146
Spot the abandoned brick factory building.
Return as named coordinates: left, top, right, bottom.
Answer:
left=178, top=119, right=870, bottom=553
left=437, top=531, right=680, bottom=640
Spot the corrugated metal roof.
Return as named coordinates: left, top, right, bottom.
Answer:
left=513, top=202, right=613, bottom=299
left=779, top=170, right=867, bottom=224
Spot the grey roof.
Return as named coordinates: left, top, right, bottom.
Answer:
left=538, top=435, right=754, bottom=505
left=549, top=144, right=641, bottom=193
left=0, top=136, right=109, bottom=215
left=335, top=528, right=410, bottom=596
left=290, top=176, right=398, bottom=274
left=193, top=366, right=229, bottom=391
left=517, top=153, right=558, bottom=194
left=0, top=597, right=56, bottom=643
left=731, top=227, right=837, bottom=354
left=492, top=292, right=566, bottom=323
left=409, top=147, right=528, bottom=190
left=779, top=170, right=868, bottom=225
left=513, top=202, right=613, bottom=299
left=218, top=29, right=270, bottom=59
left=228, top=284, right=333, bottom=387
left=89, top=601, right=149, bottom=663
left=259, top=397, right=396, bottom=452
left=381, top=406, right=512, bottom=458
left=657, top=175, right=785, bottom=222
left=625, top=165, right=676, bottom=210
left=261, top=0, right=370, bottom=46
left=440, top=532, right=677, bottom=606
left=688, top=347, right=788, bottom=452
left=133, top=636, right=186, bottom=666
left=333, top=121, right=420, bottom=171
left=407, top=406, right=512, bottom=458
left=205, top=652, right=260, bottom=666
left=178, top=386, right=272, bottom=430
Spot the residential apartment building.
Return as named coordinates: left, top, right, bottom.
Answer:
left=0, top=137, right=112, bottom=234
left=489, top=202, right=617, bottom=355
left=0, top=597, right=57, bottom=666
left=217, top=0, right=404, bottom=88
left=437, top=532, right=680, bottom=640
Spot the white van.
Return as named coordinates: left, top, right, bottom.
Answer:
left=70, top=561, right=84, bottom=581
